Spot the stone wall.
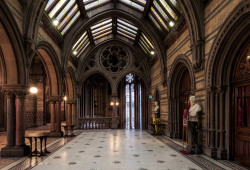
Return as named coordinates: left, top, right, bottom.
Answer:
left=150, top=0, right=243, bottom=137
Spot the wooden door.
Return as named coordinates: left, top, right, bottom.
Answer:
left=179, top=70, right=191, bottom=139
left=233, top=42, right=250, bottom=166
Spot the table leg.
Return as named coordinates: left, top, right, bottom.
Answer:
left=44, top=137, right=50, bottom=153
left=39, top=137, right=44, bottom=157
left=27, top=137, right=33, bottom=157
left=34, top=137, right=38, bottom=155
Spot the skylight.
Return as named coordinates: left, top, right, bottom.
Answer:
left=45, top=0, right=80, bottom=36
left=117, top=18, right=138, bottom=41
left=72, top=31, right=90, bottom=58
left=90, top=18, right=113, bottom=43
left=83, top=0, right=111, bottom=11
left=148, top=0, right=181, bottom=32
left=119, top=0, right=147, bottom=12
left=138, top=32, right=155, bottom=55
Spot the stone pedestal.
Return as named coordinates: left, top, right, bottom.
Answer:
left=1, top=145, right=30, bottom=157
left=111, top=117, right=118, bottom=129
left=187, top=121, right=200, bottom=154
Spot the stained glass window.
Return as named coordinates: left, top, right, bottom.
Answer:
left=117, top=18, right=138, bottom=41
left=83, top=0, right=111, bottom=11
left=119, top=0, right=146, bottom=12
left=72, top=31, right=90, bottom=58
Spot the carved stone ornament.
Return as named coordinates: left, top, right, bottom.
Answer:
left=100, top=45, right=128, bottom=73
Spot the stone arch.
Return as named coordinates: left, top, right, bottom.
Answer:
left=177, top=0, right=204, bottom=70
left=167, top=54, right=195, bottom=138
left=0, top=1, right=27, bottom=85
left=63, top=11, right=165, bottom=84
left=204, top=1, right=250, bottom=160
left=36, top=41, right=62, bottom=96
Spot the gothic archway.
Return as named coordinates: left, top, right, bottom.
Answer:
left=168, top=55, right=195, bottom=138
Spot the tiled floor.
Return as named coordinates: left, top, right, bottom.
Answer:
left=33, top=130, right=202, bottom=170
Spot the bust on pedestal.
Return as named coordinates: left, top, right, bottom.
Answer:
left=187, top=96, right=201, bottom=154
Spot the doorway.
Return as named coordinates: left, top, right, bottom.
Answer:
left=232, top=42, right=250, bottom=166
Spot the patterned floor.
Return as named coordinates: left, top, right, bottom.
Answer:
left=1, top=130, right=249, bottom=170
left=32, top=130, right=202, bottom=170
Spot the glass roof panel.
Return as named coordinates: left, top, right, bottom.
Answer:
left=56, top=0, right=75, bottom=21
left=117, top=19, right=138, bottom=31
left=138, top=32, right=155, bottom=55
left=159, top=0, right=178, bottom=20
left=49, top=0, right=67, bottom=18
left=141, top=32, right=154, bottom=49
left=170, top=0, right=182, bottom=13
left=148, top=13, right=162, bottom=31
left=84, top=0, right=111, bottom=10
left=117, top=24, right=137, bottom=35
left=117, top=30, right=135, bottom=40
left=72, top=31, right=90, bottom=58
left=119, top=0, right=145, bottom=11
left=57, top=4, right=78, bottom=30
left=151, top=7, right=169, bottom=31
left=45, top=0, right=56, bottom=11
left=91, top=18, right=112, bottom=30
left=153, top=0, right=171, bottom=22
left=61, top=11, right=80, bottom=35
left=91, top=18, right=113, bottom=40
left=117, top=27, right=136, bottom=38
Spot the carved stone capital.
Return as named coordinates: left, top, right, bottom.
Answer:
left=191, top=40, right=204, bottom=71
left=161, top=67, right=167, bottom=87
left=1, top=84, right=28, bottom=98
left=49, top=96, right=63, bottom=102
left=24, top=38, right=36, bottom=58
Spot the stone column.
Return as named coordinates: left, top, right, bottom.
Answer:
left=67, top=101, right=72, bottom=125
left=15, top=91, right=27, bottom=147
left=72, top=101, right=76, bottom=125
left=55, top=100, right=62, bottom=136
left=50, top=100, right=55, bottom=132
left=5, top=91, right=15, bottom=147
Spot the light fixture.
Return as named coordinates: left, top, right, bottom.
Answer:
left=63, top=96, right=67, bottom=101
left=53, top=19, right=59, bottom=26
left=247, top=53, right=250, bottom=59
left=30, top=87, right=38, bottom=94
left=116, top=102, right=119, bottom=106
left=169, top=21, right=175, bottom=27
left=110, top=102, right=114, bottom=106
left=150, top=51, right=155, bottom=55
left=73, top=51, right=78, bottom=55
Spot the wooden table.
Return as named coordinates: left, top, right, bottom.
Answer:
left=150, top=123, right=166, bottom=135
left=25, top=132, right=50, bottom=157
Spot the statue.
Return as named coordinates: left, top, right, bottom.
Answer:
left=153, top=101, right=160, bottom=134
left=188, top=96, right=201, bottom=122
left=187, top=96, right=202, bottom=154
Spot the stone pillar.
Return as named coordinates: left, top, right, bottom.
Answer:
left=50, top=100, right=55, bottom=132
left=55, top=100, right=62, bottom=134
left=15, top=91, right=27, bottom=147
left=67, top=102, right=72, bottom=125
left=72, top=101, right=76, bottom=125
left=111, top=95, right=118, bottom=129
left=1, top=86, right=30, bottom=157
left=6, top=91, right=16, bottom=147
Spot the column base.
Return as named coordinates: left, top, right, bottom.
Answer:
left=217, top=148, right=227, bottom=159
left=1, top=145, right=30, bottom=157
left=111, top=117, right=118, bottom=129
left=203, top=147, right=217, bottom=159
left=49, top=131, right=63, bottom=137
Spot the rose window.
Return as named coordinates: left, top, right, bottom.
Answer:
left=100, top=46, right=128, bottom=72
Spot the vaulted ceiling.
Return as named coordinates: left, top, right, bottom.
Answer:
left=43, top=0, right=183, bottom=60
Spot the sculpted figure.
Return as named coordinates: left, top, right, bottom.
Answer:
left=154, top=101, right=160, bottom=118
left=189, top=96, right=201, bottom=122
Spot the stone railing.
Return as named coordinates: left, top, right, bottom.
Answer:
left=78, top=117, right=112, bottom=129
